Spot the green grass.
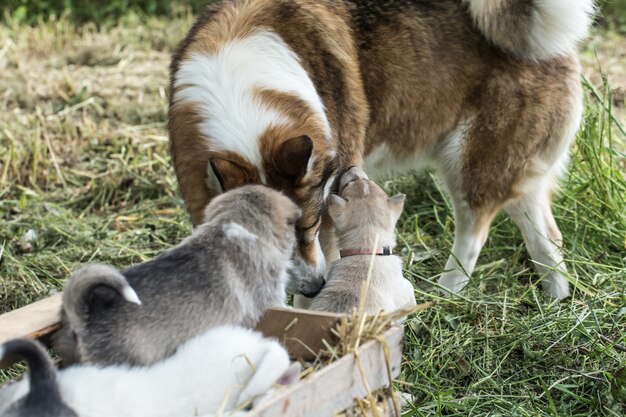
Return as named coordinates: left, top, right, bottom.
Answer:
left=1, top=12, right=625, bottom=416
left=1, top=0, right=211, bottom=25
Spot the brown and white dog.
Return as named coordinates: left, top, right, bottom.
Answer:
left=168, top=0, right=594, bottom=299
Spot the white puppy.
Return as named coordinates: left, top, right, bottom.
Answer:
left=0, top=326, right=296, bottom=417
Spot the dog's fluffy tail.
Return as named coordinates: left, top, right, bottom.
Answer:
left=62, top=264, right=141, bottom=332
left=464, top=0, right=595, bottom=60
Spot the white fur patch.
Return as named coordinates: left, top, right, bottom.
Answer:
left=121, top=286, right=142, bottom=306
left=364, top=143, right=435, bottom=179
left=174, top=30, right=331, bottom=180
left=323, top=174, right=336, bottom=201
left=465, top=0, right=594, bottom=60
left=435, top=121, right=470, bottom=194
left=527, top=0, right=595, bottom=60
left=313, top=230, right=326, bottom=278
left=223, top=222, right=258, bottom=241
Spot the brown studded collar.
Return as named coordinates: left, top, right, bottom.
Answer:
left=339, top=246, right=393, bottom=258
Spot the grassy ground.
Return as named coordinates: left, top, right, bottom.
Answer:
left=1, top=10, right=625, bottom=417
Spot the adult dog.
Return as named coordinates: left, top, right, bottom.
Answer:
left=169, top=0, right=594, bottom=299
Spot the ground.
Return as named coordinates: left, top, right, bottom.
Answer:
left=0, top=10, right=625, bottom=417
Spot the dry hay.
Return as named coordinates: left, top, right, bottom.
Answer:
left=286, top=236, right=436, bottom=417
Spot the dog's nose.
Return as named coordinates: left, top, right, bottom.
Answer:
left=339, top=167, right=369, bottom=194
left=300, top=277, right=326, bottom=299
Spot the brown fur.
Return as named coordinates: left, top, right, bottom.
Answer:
left=169, top=0, right=586, bottom=298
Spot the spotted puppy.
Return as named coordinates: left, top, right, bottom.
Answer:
left=311, top=167, right=416, bottom=314
left=53, top=185, right=301, bottom=366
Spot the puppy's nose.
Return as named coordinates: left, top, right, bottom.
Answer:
left=300, top=277, right=326, bottom=299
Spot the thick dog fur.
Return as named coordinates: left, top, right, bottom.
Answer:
left=169, top=0, right=593, bottom=299
left=1, top=327, right=296, bottom=417
left=53, top=185, right=301, bottom=366
left=0, top=339, right=78, bottom=417
left=311, top=168, right=417, bottom=314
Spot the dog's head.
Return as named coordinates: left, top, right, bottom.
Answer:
left=206, top=139, right=337, bottom=297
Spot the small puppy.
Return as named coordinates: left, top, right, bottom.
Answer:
left=0, top=339, right=78, bottom=417
left=311, top=168, right=416, bottom=314
left=53, top=185, right=301, bottom=366
left=1, top=326, right=298, bottom=417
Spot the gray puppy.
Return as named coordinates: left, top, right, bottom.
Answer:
left=53, top=185, right=301, bottom=366
left=0, top=339, right=78, bottom=417
left=311, top=167, right=416, bottom=314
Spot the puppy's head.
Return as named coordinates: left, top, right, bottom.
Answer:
left=206, top=135, right=337, bottom=297
left=203, top=185, right=304, bottom=277
left=328, top=168, right=405, bottom=245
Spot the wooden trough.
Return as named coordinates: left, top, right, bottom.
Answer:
left=0, top=294, right=405, bottom=417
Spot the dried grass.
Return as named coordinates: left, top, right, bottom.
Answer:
left=0, top=12, right=625, bottom=416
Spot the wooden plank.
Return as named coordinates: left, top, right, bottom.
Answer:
left=256, top=307, right=342, bottom=361
left=0, top=293, right=62, bottom=345
left=0, top=295, right=341, bottom=360
left=247, top=326, right=404, bottom=417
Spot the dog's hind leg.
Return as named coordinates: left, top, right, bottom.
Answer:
left=505, top=185, right=570, bottom=299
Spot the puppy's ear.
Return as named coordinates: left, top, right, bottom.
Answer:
left=209, top=159, right=253, bottom=191
left=87, top=285, right=121, bottom=315
left=388, top=194, right=406, bottom=223
left=275, top=136, right=313, bottom=179
left=327, top=194, right=347, bottom=220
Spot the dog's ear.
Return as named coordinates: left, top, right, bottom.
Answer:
left=388, top=194, right=406, bottom=223
left=275, top=136, right=313, bottom=180
left=209, top=158, right=253, bottom=191
left=327, top=194, right=347, bottom=220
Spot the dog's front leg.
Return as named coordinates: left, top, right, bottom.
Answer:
left=438, top=200, right=496, bottom=296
